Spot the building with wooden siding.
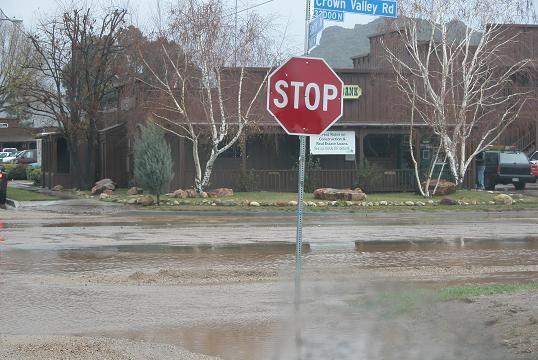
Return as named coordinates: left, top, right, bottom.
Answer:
left=39, top=23, right=538, bottom=192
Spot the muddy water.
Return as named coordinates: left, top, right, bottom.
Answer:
left=2, top=238, right=538, bottom=359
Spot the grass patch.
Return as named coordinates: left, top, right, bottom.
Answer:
left=7, top=187, right=59, bottom=201
left=437, top=283, right=538, bottom=301
left=359, top=282, right=538, bottom=318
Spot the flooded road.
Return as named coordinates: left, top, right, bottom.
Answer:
left=1, top=206, right=538, bottom=359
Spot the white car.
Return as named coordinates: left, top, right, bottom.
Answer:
left=2, top=151, right=24, bottom=164
left=530, top=151, right=538, bottom=165
left=2, top=148, right=17, bottom=154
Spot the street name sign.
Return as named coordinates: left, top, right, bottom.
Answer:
left=310, top=131, right=355, bottom=155
left=313, top=8, right=345, bottom=22
left=267, top=57, right=344, bottom=136
left=314, top=0, right=398, bottom=18
left=309, top=15, right=324, bottom=37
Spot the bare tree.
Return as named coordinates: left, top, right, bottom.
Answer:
left=381, top=0, right=536, bottom=193
left=0, top=12, right=38, bottom=117
left=141, top=0, right=278, bottom=192
left=26, top=6, right=127, bottom=189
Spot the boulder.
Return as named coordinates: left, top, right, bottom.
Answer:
left=276, top=201, right=289, bottom=207
left=494, top=194, right=514, bottom=205
left=405, top=201, right=415, bottom=206
left=288, top=201, right=298, bottom=206
left=249, top=201, right=260, bottom=207
left=127, top=187, right=142, bottom=196
left=91, top=178, right=116, bottom=195
left=313, top=188, right=367, bottom=201
left=440, top=197, right=458, bottom=206
left=422, top=179, right=456, bottom=196
left=52, top=185, right=64, bottom=192
left=207, top=188, right=234, bottom=197
left=104, top=189, right=114, bottom=196
left=185, top=189, right=198, bottom=198
left=127, top=198, right=138, bottom=205
left=172, top=189, right=188, bottom=199
left=200, top=192, right=208, bottom=198
left=99, top=193, right=109, bottom=200
left=138, top=195, right=155, bottom=206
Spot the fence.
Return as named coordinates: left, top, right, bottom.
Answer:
left=185, top=169, right=417, bottom=193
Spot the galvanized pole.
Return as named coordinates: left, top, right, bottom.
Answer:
left=294, top=1, right=311, bottom=359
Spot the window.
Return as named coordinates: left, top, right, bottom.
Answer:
left=500, top=152, right=528, bottom=164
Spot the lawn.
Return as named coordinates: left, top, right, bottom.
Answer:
left=7, top=187, right=59, bottom=201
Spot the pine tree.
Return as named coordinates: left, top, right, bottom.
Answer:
left=134, top=123, right=173, bottom=205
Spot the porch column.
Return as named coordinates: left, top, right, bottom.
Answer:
left=358, top=131, right=365, bottom=167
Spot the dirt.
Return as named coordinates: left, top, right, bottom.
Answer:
left=0, top=336, right=218, bottom=360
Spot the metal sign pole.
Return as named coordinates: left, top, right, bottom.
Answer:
left=295, top=1, right=311, bottom=359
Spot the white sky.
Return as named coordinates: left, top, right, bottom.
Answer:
left=1, top=0, right=375, bottom=55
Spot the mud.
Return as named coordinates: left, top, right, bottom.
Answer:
left=1, top=206, right=538, bottom=359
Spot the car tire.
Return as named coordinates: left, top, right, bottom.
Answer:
left=514, top=182, right=525, bottom=190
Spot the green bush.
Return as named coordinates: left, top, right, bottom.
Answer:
left=4, top=164, right=28, bottom=180
left=26, top=166, right=42, bottom=186
left=134, top=123, right=174, bottom=205
left=354, top=159, right=383, bottom=193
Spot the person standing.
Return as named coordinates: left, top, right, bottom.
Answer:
left=476, top=151, right=485, bottom=190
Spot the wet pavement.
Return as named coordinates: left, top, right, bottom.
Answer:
left=1, top=204, right=538, bottom=359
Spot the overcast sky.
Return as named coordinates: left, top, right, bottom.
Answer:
left=1, top=0, right=375, bottom=55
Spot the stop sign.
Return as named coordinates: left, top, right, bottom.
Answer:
left=267, top=57, right=344, bottom=136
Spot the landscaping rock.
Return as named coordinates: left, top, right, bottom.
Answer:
left=416, top=201, right=426, bottom=206
left=345, top=201, right=353, bottom=206
left=405, top=201, right=415, bottom=206
left=329, top=201, right=338, bottom=206
left=91, top=178, right=116, bottom=195
left=249, top=201, right=260, bottom=207
left=185, top=189, right=198, bottom=198
left=127, top=187, right=142, bottom=196
left=494, top=194, right=514, bottom=205
left=201, top=192, right=208, bottom=198
left=207, top=188, right=234, bottom=197
left=127, top=198, right=138, bottom=205
left=313, top=188, right=367, bottom=201
left=171, top=189, right=188, bottom=199
left=422, top=179, right=457, bottom=196
left=317, top=202, right=327, bottom=207
left=104, top=189, right=114, bottom=196
left=52, top=185, right=64, bottom=192
left=99, top=193, right=109, bottom=200
left=307, top=201, right=317, bottom=207
left=379, top=201, right=388, bottom=206
left=288, top=201, right=298, bottom=206
left=440, top=197, right=458, bottom=206
left=275, top=201, right=289, bottom=207
left=138, top=196, right=155, bottom=206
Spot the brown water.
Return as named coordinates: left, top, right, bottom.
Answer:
left=2, top=238, right=538, bottom=359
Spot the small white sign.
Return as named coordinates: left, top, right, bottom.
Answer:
left=310, top=131, right=355, bottom=155
left=0, top=123, right=8, bottom=128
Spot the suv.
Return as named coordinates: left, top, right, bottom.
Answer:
left=483, top=150, right=535, bottom=190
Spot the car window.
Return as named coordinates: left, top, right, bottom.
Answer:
left=531, top=152, right=538, bottom=161
left=500, top=152, right=528, bottom=163
left=25, top=152, right=33, bottom=159
left=485, top=152, right=498, bottom=164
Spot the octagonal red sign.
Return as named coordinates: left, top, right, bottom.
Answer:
left=267, top=57, right=344, bottom=136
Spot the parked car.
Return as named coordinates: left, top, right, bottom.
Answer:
left=12, top=150, right=37, bottom=165
left=2, top=148, right=18, bottom=154
left=483, top=150, right=536, bottom=190
left=0, top=166, right=6, bottom=205
left=531, top=163, right=538, bottom=178
left=0, top=152, right=10, bottom=161
left=529, top=151, right=538, bottom=165
left=2, top=151, right=25, bottom=164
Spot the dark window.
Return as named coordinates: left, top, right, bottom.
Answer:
left=530, top=152, right=538, bottom=161
left=221, top=143, right=242, bottom=159
left=364, top=134, right=396, bottom=158
left=484, top=152, right=498, bottom=165
left=57, top=138, right=70, bottom=173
